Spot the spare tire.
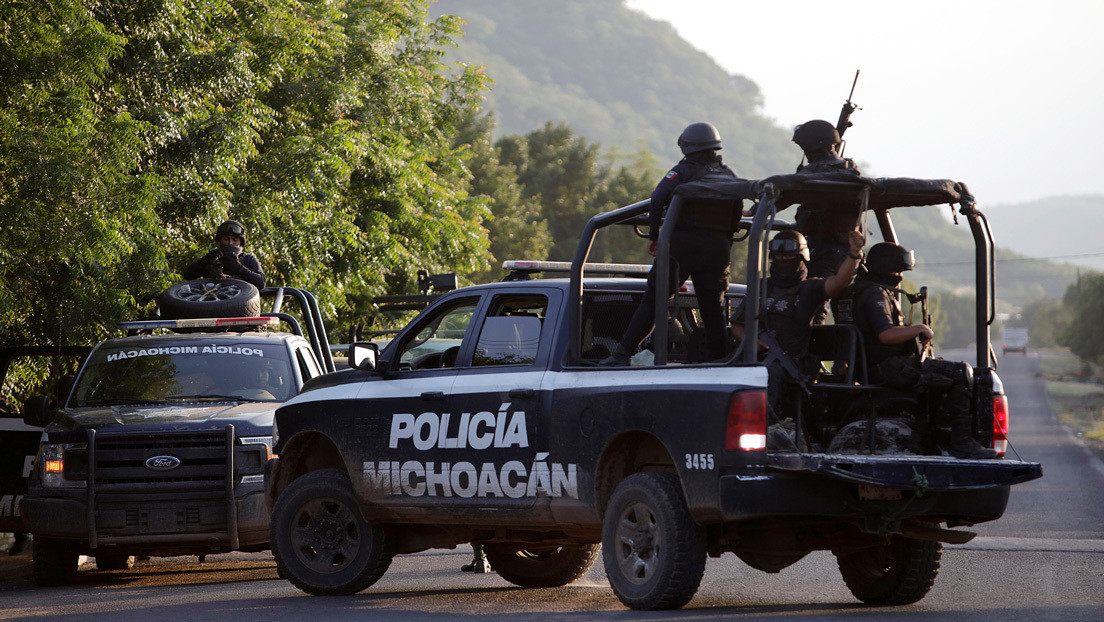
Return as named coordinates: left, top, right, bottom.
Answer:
left=158, top=278, right=261, bottom=319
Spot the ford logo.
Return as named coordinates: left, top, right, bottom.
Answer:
left=145, top=455, right=182, bottom=471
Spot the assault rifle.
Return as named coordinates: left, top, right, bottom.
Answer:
left=836, top=70, right=861, bottom=138
left=836, top=70, right=861, bottom=155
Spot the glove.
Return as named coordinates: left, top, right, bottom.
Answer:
left=220, top=252, right=243, bottom=275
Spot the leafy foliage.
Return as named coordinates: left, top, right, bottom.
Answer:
left=1058, top=274, right=1104, bottom=366
left=0, top=0, right=490, bottom=361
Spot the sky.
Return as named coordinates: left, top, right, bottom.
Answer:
left=626, top=0, right=1104, bottom=207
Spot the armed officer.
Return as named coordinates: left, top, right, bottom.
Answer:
left=731, top=229, right=864, bottom=412
left=183, top=220, right=266, bottom=289
left=851, top=242, right=998, bottom=459
left=790, top=120, right=864, bottom=323
left=602, top=122, right=745, bottom=366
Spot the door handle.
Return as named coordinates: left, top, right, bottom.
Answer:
left=421, top=391, right=446, bottom=401
left=508, top=388, right=536, bottom=399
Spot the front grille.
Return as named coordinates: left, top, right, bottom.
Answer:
left=85, top=430, right=231, bottom=491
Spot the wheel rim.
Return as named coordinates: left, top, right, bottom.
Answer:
left=290, top=496, right=362, bottom=574
left=614, top=500, right=660, bottom=585
left=178, top=281, right=242, bottom=303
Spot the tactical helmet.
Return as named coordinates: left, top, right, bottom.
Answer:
left=677, top=122, right=722, bottom=155
left=769, top=230, right=810, bottom=262
left=866, top=242, right=915, bottom=274
left=792, top=120, right=841, bottom=152
left=215, top=220, right=246, bottom=246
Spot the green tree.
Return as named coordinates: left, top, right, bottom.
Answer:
left=453, top=113, right=551, bottom=283
left=0, top=0, right=490, bottom=362
left=1018, top=297, right=1070, bottom=349
left=1058, top=274, right=1104, bottom=366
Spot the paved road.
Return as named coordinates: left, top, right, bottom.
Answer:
left=3, top=350, right=1102, bottom=621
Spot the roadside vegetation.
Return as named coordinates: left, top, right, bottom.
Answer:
left=1038, top=352, right=1104, bottom=443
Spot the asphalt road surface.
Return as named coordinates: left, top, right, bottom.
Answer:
left=3, top=350, right=1102, bottom=621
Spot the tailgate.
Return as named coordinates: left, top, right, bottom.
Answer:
left=767, top=453, right=1043, bottom=492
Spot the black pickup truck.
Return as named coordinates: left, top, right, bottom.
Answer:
left=19, top=283, right=334, bottom=585
left=266, top=175, right=1042, bottom=610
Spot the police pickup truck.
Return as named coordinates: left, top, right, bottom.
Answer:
left=19, top=282, right=334, bottom=585
left=266, top=175, right=1042, bottom=610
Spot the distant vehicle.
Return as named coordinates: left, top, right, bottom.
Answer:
left=1002, top=328, right=1029, bottom=355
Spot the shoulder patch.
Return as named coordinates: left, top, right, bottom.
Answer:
left=665, top=170, right=678, bottom=180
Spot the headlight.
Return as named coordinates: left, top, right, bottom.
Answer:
left=39, top=442, right=87, bottom=489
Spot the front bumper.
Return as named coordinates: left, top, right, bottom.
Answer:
left=21, top=485, right=269, bottom=552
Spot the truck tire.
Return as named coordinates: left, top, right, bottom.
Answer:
left=94, top=552, right=136, bottom=571
left=158, top=278, right=261, bottom=319
left=601, top=472, right=706, bottom=610
left=270, top=468, right=395, bottom=595
left=33, top=538, right=79, bottom=586
left=835, top=535, right=942, bottom=605
left=483, top=543, right=600, bottom=588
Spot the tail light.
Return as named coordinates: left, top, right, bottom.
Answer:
left=725, top=390, right=766, bottom=451
left=992, top=395, right=1008, bottom=457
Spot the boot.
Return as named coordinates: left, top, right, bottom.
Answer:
left=944, top=419, right=998, bottom=459
left=461, top=544, right=491, bottom=573
left=599, top=344, right=631, bottom=367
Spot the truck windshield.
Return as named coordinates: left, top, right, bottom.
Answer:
left=71, top=341, right=294, bottom=406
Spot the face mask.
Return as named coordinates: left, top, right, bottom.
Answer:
left=871, top=272, right=903, bottom=288
left=770, top=260, right=807, bottom=286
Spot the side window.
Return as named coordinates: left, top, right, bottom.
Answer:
left=472, top=295, right=547, bottom=367
left=396, top=298, right=479, bottom=370
left=580, top=293, right=637, bottom=361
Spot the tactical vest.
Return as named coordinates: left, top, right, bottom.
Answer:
left=762, top=281, right=814, bottom=364
left=676, top=160, right=740, bottom=236
left=851, top=280, right=915, bottom=366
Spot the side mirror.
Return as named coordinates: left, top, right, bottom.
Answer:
left=350, top=342, right=379, bottom=372
left=22, top=395, right=53, bottom=427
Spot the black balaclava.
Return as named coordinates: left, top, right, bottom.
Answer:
left=770, top=259, right=808, bottom=288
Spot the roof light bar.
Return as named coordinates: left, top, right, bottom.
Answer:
left=118, top=317, right=280, bottom=330
left=503, top=260, right=651, bottom=275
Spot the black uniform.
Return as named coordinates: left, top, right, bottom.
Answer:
left=734, top=274, right=829, bottom=411
left=616, top=151, right=740, bottom=361
left=183, top=248, right=267, bottom=289
left=851, top=276, right=974, bottom=445
left=792, top=155, right=862, bottom=324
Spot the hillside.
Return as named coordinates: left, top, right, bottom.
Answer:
left=431, top=0, right=796, bottom=178
left=431, top=0, right=1080, bottom=308
left=984, top=195, right=1104, bottom=274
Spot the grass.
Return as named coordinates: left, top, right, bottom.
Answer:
left=1042, top=352, right=1104, bottom=441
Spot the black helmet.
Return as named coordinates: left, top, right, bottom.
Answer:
left=677, top=122, right=722, bottom=155
left=769, top=230, right=810, bottom=262
left=866, top=243, right=915, bottom=274
left=215, top=220, right=247, bottom=246
left=792, top=120, right=841, bottom=152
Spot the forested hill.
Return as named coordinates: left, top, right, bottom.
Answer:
left=431, top=0, right=1078, bottom=308
left=430, top=0, right=796, bottom=178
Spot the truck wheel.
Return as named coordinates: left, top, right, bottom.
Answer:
left=94, top=552, right=136, bottom=571
left=835, top=535, right=942, bottom=605
left=483, top=543, right=600, bottom=587
left=33, top=538, right=79, bottom=586
left=158, top=278, right=261, bottom=319
left=601, top=472, right=706, bottom=610
left=270, top=468, right=394, bottom=595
